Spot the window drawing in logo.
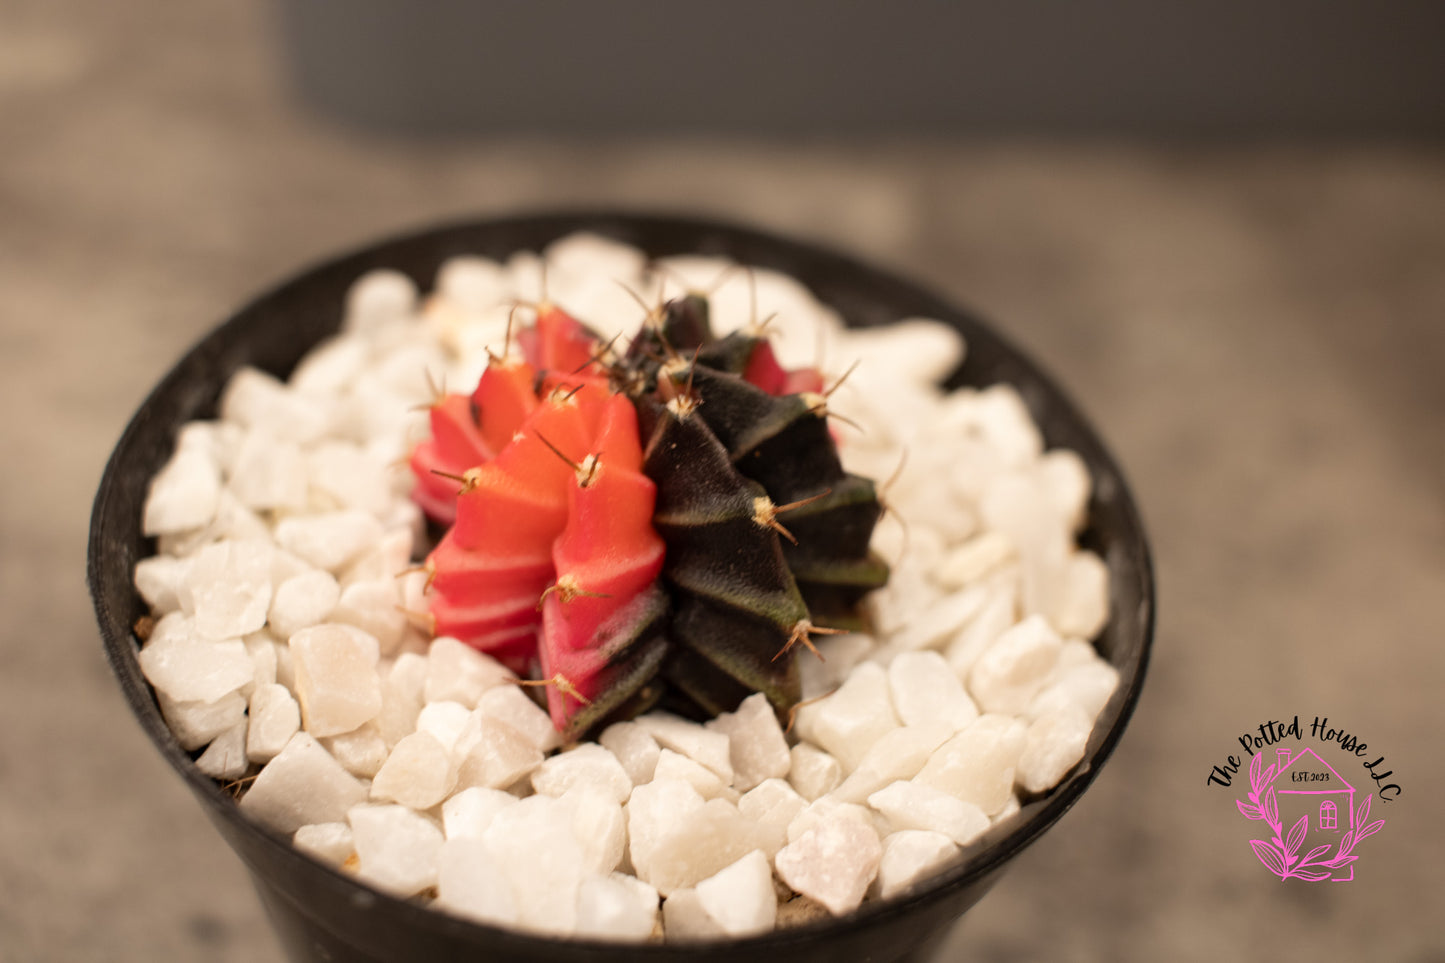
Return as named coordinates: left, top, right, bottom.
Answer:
left=1237, top=747, right=1384, bottom=881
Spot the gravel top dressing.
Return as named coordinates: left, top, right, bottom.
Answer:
left=131, top=232, right=1117, bottom=943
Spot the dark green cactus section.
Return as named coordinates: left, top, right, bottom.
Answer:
left=656, top=363, right=888, bottom=627
left=692, top=329, right=763, bottom=376
left=561, top=634, right=670, bottom=740
left=607, top=292, right=888, bottom=721
left=638, top=395, right=808, bottom=716
left=622, top=293, right=714, bottom=383
left=664, top=597, right=800, bottom=716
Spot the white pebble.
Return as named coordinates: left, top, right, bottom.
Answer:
left=935, top=532, right=1017, bottom=589
left=785, top=797, right=879, bottom=845
left=969, top=614, right=1062, bottom=715
left=415, top=700, right=471, bottom=753
left=642, top=799, right=767, bottom=896
left=142, top=444, right=220, bottom=536
left=626, top=778, right=706, bottom=885
left=968, top=385, right=1044, bottom=467
left=484, top=795, right=585, bottom=936
left=275, top=510, right=385, bottom=574
left=476, top=685, right=561, bottom=753
left=247, top=683, right=301, bottom=763
left=306, top=442, right=392, bottom=516
left=289, top=335, right=369, bottom=399
left=349, top=803, right=444, bottom=898
left=706, top=692, right=790, bottom=792
left=228, top=430, right=307, bottom=512
left=662, top=888, right=725, bottom=941
left=174, top=420, right=242, bottom=474
left=1028, top=659, right=1119, bottom=725
left=945, top=580, right=1019, bottom=677
left=454, top=715, right=544, bottom=790
left=773, top=813, right=882, bottom=917
left=371, top=731, right=457, bottom=810
left=425, top=637, right=515, bottom=708
left=833, top=319, right=963, bottom=386
left=915, top=715, right=1027, bottom=815
left=793, top=662, right=899, bottom=773
left=289, top=623, right=383, bottom=738
left=1039, top=449, right=1091, bottom=533
left=978, top=471, right=1071, bottom=619
left=267, top=570, right=340, bottom=642
left=331, top=578, right=408, bottom=655
left=435, top=256, right=508, bottom=312
left=139, top=627, right=253, bottom=704
left=339, top=527, right=413, bottom=586
left=1049, top=551, right=1110, bottom=639
left=867, top=781, right=990, bottom=846
left=635, top=713, right=733, bottom=785
left=695, top=849, right=777, bottom=937
left=832, top=723, right=954, bottom=804
left=600, top=722, right=662, bottom=787
left=242, top=631, right=280, bottom=695
left=373, top=653, right=427, bottom=748
left=436, top=837, right=518, bottom=927
left=134, top=555, right=189, bottom=615
left=159, top=691, right=247, bottom=751
left=178, top=540, right=273, bottom=641
left=219, top=367, right=329, bottom=446
left=293, top=822, right=354, bottom=867
left=887, top=585, right=989, bottom=653
left=268, top=548, right=314, bottom=586
left=788, top=744, right=842, bottom=801
left=345, top=270, right=418, bottom=332
left=872, top=830, right=961, bottom=901
left=321, top=723, right=389, bottom=778
left=560, top=786, right=628, bottom=875
left=1016, top=705, right=1093, bottom=793
left=887, top=651, right=978, bottom=733
left=156, top=490, right=268, bottom=558
left=575, top=873, right=660, bottom=942
left=441, top=787, right=517, bottom=841
left=532, top=744, right=633, bottom=804
left=798, top=632, right=876, bottom=700
left=240, top=732, right=367, bottom=833
left=194, top=720, right=248, bottom=779
left=653, top=748, right=728, bottom=799
left=736, top=778, right=808, bottom=858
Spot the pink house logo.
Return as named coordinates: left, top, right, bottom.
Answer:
left=1237, top=746, right=1384, bottom=881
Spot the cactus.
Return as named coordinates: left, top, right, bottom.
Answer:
left=411, top=288, right=888, bottom=737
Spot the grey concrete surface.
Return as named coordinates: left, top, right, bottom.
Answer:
left=1, top=3, right=1442, bottom=962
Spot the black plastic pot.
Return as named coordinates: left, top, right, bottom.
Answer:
left=89, top=212, right=1155, bottom=963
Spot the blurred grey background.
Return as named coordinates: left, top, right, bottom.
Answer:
left=1, top=1, right=1442, bottom=961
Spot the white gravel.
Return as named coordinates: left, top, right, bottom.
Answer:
left=133, top=232, right=1119, bottom=942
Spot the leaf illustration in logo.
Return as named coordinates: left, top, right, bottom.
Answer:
left=1250, top=839, right=1288, bottom=878
left=1263, top=786, right=1280, bottom=827
left=1301, top=843, right=1332, bottom=865
left=1355, top=793, right=1371, bottom=829
left=1285, top=815, right=1308, bottom=858
left=1236, top=800, right=1264, bottom=820
left=1358, top=818, right=1384, bottom=842
left=1249, top=753, right=1264, bottom=791
left=1335, top=829, right=1355, bottom=858
left=1293, top=868, right=1333, bottom=882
